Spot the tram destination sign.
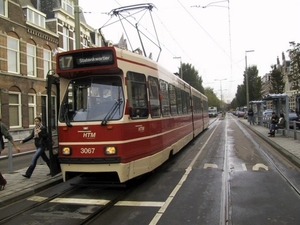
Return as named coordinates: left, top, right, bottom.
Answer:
left=58, top=49, right=115, bottom=70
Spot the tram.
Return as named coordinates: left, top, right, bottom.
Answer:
left=53, top=46, right=209, bottom=182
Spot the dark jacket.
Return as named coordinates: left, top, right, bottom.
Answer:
left=271, top=114, right=279, bottom=124
left=248, top=108, right=254, bottom=116
left=22, top=125, right=48, bottom=148
left=0, top=121, right=13, bottom=150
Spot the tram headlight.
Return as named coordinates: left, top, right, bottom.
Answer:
left=104, top=146, right=117, bottom=155
left=62, top=147, right=72, bottom=155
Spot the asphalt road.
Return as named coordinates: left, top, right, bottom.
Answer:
left=1, top=115, right=300, bottom=225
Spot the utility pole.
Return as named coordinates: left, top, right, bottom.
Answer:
left=74, top=0, right=81, bottom=49
left=215, top=78, right=227, bottom=116
left=173, top=57, right=182, bottom=79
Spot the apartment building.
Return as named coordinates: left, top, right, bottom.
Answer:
left=0, top=0, right=102, bottom=140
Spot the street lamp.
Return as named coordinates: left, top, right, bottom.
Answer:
left=215, top=78, right=227, bottom=115
left=245, top=50, right=254, bottom=109
left=173, top=56, right=182, bottom=79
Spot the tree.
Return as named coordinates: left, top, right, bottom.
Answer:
left=287, top=42, right=300, bottom=91
left=269, top=66, right=285, bottom=94
left=247, top=66, right=262, bottom=102
left=204, top=87, right=220, bottom=109
left=233, top=65, right=262, bottom=107
left=180, top=63, right=205, bottom=94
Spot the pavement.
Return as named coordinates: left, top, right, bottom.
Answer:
left=0, top=116, right=299, bottom=208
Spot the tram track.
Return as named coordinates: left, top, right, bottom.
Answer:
left=0, top=181, right=80, bottom=224
left=0, top=174, right=150, bottom=225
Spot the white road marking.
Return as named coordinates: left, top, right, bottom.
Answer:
left=204, top=163, right=218, bottom=169
left=242, top=163, right=247, bottom=171
left=115, top=201, right=164, bottom=207
left=252, top=163, right=268, bottom=171
left=149, top=125, right=219, bottom=225
left=50, top=198, right=110, bottom=205
left=27, top=196, right=48, bottom=202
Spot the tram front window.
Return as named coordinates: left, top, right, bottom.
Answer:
left=60, top=76, right=124, bottom=122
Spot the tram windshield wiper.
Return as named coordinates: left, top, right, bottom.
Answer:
left=101, top=98, right=123, bottom=126
left=62, top=101, right=73, bottom=127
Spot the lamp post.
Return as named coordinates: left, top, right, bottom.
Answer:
left=245, top=50, right=254, bottom=109
left=215, top=78, right=227, bottom=115
left=173, top=56, right=182, bottom=79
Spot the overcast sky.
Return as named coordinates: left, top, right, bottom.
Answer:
left=79, top=0, right=300, bottom=102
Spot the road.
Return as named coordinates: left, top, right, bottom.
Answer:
left=1, top=114, right=300, bottom=225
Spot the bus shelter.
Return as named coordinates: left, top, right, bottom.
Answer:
left=249, top=100, right=265, bottom=125
left=262, top=93, right=290, bottom=135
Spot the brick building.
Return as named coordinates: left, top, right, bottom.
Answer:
left=0, top=0, right=102, bottom=140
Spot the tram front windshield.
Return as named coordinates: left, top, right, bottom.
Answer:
left=60, top=76, right=124, bottom=122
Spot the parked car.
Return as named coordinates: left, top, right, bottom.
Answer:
left=288, top=113, right=300, bottom=129
left=236, top=111, right=246, bottom=118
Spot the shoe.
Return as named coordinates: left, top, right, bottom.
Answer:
left=22, top=174, right=30, bottom=179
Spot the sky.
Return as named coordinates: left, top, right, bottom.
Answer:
left=79, top=0, right=300, bottom=102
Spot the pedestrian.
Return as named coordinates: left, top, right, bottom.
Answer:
left=20, top=117, right=50, bottom=178
left=0, top=114, right=21, bottom=190
left=248, top=107, right=254, bottom=125
left=268, top=112, right=279, bottom=137
left=275, top=113, right=286, bottom=130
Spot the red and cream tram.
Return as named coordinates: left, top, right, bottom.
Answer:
left=55, top=46, right=209, bottom=183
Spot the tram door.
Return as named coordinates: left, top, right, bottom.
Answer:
left=46, top=74, right=61, bottom=176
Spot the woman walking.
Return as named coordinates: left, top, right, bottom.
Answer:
left=0, top=114, right=20, bottom=190
left=20, top=117, right=50, bottom=178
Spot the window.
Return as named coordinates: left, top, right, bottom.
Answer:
left=43, top=49, right=52, bottom=78
left=9, top=92, right=21, bottom=128
left=159, top=80, right=170, bottom=117
left=176, top=88, right=182, bottom=115
left=169, top=84, right=177, bottom=116
left=27, top=44, right=36, bottom=76
left=0, top=0, right=7, bottom=17
left=62, top=27, right=69, bottom=50
left=7, top=37, right=19, bottom=73
left=28, top=94, right=36, bottom=126
left=148, top=76, right=160, bottom=118
left=127, top=72, right=148, bottom=119
left=23, top=7, right=46, bottom=28
left=182, top=91, right=190, bottom=114
left=62, top=0, right=74, bottom=15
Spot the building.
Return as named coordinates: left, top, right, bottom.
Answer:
left=0, top=0, right=102, bottom=140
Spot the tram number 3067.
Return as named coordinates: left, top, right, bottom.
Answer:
left=80, top=148, right=96, bottom=154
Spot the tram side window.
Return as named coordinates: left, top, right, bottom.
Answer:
left=176, top=87, right=182, bottom=115
left=148, top=76, right=161, bottom=118
left=202, top=98, right=207, bottom=114
left=193, top=96, right=200, bottom=114
left=182, top=90, right=190, bottom=114
left=159, top=80, right=170, bottom=117
left=127, top=71, right=149, bottom=118
left=169, top=84, right=177, bottom=116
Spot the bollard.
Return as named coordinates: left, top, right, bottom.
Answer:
left=8, top=141, right=13, bottom=173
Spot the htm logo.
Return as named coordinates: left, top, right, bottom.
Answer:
left=83, top=132, right=96, bottom=138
